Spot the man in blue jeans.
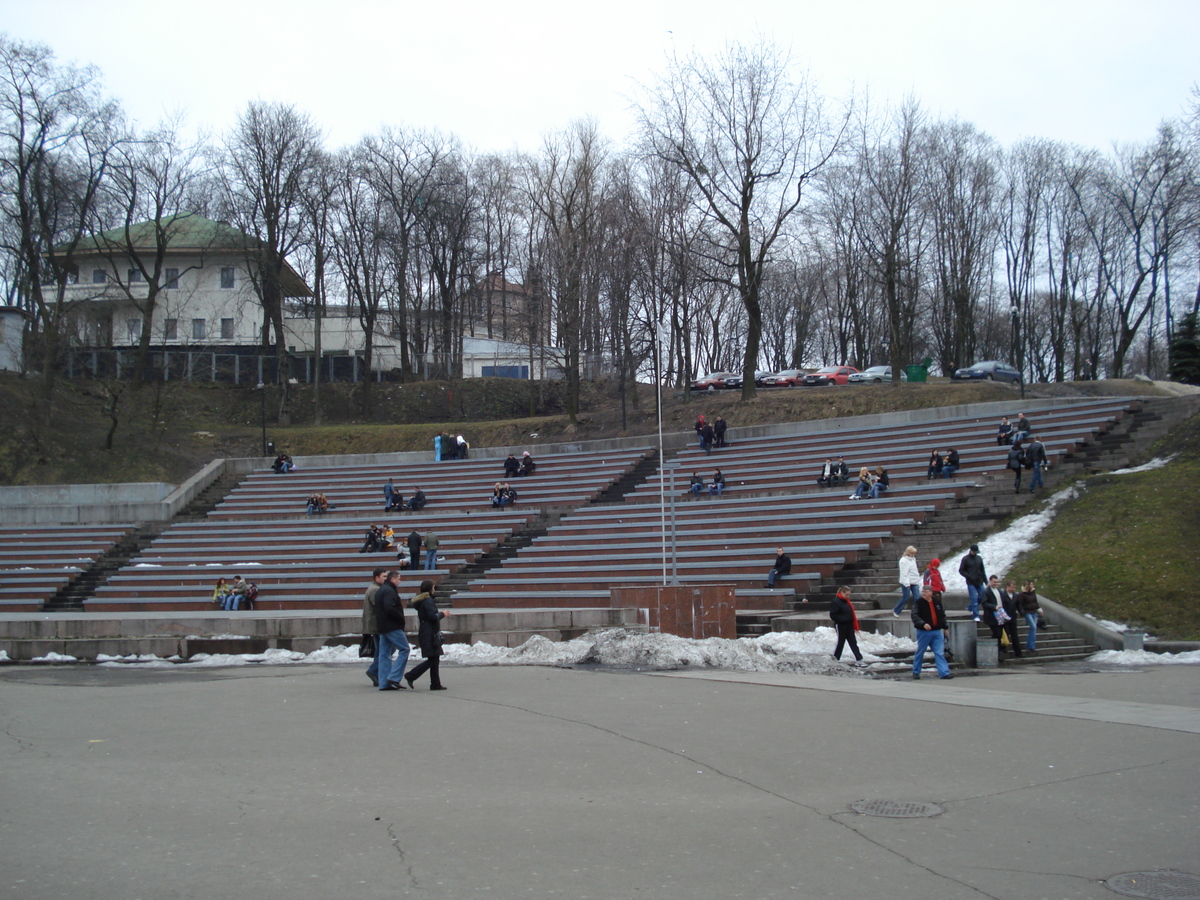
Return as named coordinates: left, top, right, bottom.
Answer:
left=1027, top=435, right=1047, bottom=491
left=373, top=570, right=411, bottom=690
left=911, top=587, right=952, bottom=680
left=423, top=528, right=439, bottom=570
left=958, top=544, right=986, bottom=621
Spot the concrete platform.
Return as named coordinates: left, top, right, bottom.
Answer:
left=1, top=659, right=1197, bottom=899
left=0, top=607, right=643, bottom=659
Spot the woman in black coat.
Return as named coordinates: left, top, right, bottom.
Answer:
left=829, top=587, right=864, bottom=664
left=405, top=579, right=450, bottom=691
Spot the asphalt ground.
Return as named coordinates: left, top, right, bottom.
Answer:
left=1, top=660, right=1198, bottom=900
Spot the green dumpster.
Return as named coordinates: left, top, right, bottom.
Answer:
left=905, top=364, right=928, bottom=383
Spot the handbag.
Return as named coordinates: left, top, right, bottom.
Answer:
left=999, top=629, right=1011, bottom=648
left=995, top=606, right=1011, bottom=625
left=433, top=631, right=444, bottom=649
left=358, top=634, right=377, bottom=658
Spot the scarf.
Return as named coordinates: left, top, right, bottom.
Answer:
left=838, top=591, right=860, bottom=632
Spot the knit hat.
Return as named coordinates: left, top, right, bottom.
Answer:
left=929, top=558, right=941, bottom=568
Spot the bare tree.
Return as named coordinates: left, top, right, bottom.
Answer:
left=92, top=118, right=208, bottom=383
left=639, top=40, right=845, bottom=397
left=853, top=99, right=928, bottom=380
left=0, top=35, right=120, bottom=421
left=222, top=101, right=322, bottom=417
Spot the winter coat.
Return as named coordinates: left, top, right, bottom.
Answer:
left=375, top=581, right=408, bottom=633
left=409, top=591, right=445, bottom=658
left=958, top=553, right=986, bottom=587
left=898, top=554, right=921, bottom=587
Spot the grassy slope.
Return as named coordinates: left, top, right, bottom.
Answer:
left=1012, top=413, right=1200, bottom=640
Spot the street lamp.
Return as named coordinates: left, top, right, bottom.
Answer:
left=1009, top=304, right=1025, bottom=400
left=256, top=381, right=267, bottom=456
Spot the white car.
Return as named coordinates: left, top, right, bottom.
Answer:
left=848, top=365, right=907, bottom=384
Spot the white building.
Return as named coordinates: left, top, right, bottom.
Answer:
left=0, top=306, right=26, bottom=371
left=57, top=214, right=312, bottom=351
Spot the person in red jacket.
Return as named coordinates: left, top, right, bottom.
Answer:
left=923, top=557, right=946, bottom=604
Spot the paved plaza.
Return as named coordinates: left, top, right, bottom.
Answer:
left=2, top=660, right=1198, bottom=899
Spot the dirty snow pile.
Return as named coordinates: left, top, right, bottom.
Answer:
left=1088, top=648, right=1200, bottom=665
left=84, top=627, right=917, bottom=674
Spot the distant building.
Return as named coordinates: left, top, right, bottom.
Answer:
left=0, top=306, right=26, bottom=371
left=55, top=213, right=312, bottom=351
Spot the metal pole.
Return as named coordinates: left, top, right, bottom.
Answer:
left=668, top=463, right=679, bottom=585
left=257, top=381, right=267, bottom=456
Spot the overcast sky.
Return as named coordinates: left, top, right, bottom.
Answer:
left=3, top=0, right=1196, bottom=155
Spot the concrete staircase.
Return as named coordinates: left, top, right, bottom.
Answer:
left=41, top=471, right=246, bottom=612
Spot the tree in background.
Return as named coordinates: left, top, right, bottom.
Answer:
left=640, top=40, right=846, bottom=398
left=1169, top=311, right=1200, bottom=384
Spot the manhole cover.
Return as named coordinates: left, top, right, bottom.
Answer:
left=1106, top=871, right=1200, bottom=899
left=849, top=799, right=944, bottom=818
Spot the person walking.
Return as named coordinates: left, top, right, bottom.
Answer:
left=405, top=579, right=450, bottom=691
left=1015, top=580, right=1042, bottom=653
left=911, top=586, right=953, bottom=680
left=1007, top=442, right=1025, bottom=493
left=362, top=568, right=387, bottom=687
left=423, top=528, right=439, bottom=570
left=1002, top=579, right=1023, bottom=658
left=374, top=570, right=411, bottom=691
left=895, top=545, right=921, bottom=617
left=829, top=587, right=864, bottom=664
left=1027, top=435, right=1047, bottom=492
left=959, top=545, right=987, bottom=621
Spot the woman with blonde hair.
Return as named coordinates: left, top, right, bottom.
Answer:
left=895, top=545, right=921, bottom=617
left=850, top=466, right=873, bottom=500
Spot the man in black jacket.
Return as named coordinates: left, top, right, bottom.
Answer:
left=765, top=548, right=792, bottom=588
left=1027, top=435, right=1048, bottom=492
left=959, top=544, right=987, bottom=621
left=374, top=571, right=411, bottom=690
left=911, top=587, right=952, bottom=680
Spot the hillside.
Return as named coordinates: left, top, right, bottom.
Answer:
left=0, top=371, right=1176, bottom=487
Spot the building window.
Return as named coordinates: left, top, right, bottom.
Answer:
left=126, top=318, right=142, bottom=343
left=165, top=268, right=179, bottom=289
left=192, top=318, right=206, bottom=340
left=127, top=268, right=145, bottom=283
left=220, top=267, right=235, bottom=289
left=92, top=270, right=107, bottom=284
left=164, top=319, right=178, bottom=341
left=221, top=318, right=235, bottom=340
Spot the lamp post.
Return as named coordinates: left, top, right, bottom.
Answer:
left=1008, top=304, right=1025, bottom=400
left=256, top=381, right=267, bottom=456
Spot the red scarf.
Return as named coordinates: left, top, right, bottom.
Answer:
left=838, top=591, right=860, bottom=632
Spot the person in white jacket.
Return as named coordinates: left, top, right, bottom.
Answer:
left=895, top=545, right=921, bottom=617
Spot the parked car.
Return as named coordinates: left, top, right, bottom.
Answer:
left=802, top=366, right=859, bottom=386
left=762, top=369, right=807, bottom=386
left=950, top=361, right=1021, bottom=384
left=848, top=365, right=906, bottom=384
left=691, top=372, right=737, bottom=391
left=753, top=370, right=775, bottom=386
left=721, top=373, right=743, bottom=389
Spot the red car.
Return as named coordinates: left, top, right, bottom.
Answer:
left=802, top=366, right=859, bottom=386
left=761, top=369, right=807, bottom=386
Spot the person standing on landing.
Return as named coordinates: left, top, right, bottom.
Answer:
left=829, top=587, right=864, bottom=664
left=405, top=580, right=450, bottom=691
left=895, top=546, right=921, bottom=617
left=423, top=528, right=439, bottom=570
left=1015, top=580, right=1042, bottom=653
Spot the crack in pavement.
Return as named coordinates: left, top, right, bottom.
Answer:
left=453, top=692, right=1004, bottom=899
left=386, top=822, right=420, bottom=890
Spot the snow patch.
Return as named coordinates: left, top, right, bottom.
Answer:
left=942, top=485, right=1082, bottom=589
left=1088, top=648, right=1200, bottom=665
left=1111, top=455, right=1175, bottom=475
left=31, top=651, right=78, bottom=662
